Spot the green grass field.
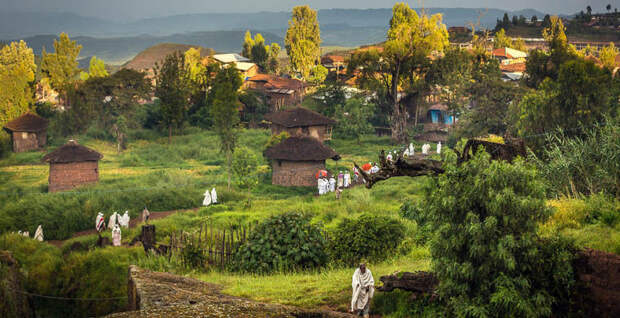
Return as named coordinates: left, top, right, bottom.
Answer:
left=1, top=128, right=618, bottom=316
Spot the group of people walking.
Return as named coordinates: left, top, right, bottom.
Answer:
left=16, top=225, right=44, bottom=242
left=202, top=188, right=218, bottom=207
left=95, top=210, right=131, bottom=246
left=317, top=169, right=357, bottom=197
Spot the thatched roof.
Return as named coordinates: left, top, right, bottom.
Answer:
left=42, top=140, right=103, bottom=163
left=265, top=107, right=336, bottom=128
left=3, top=113, right=49, bottom=133
left=264, top=137, right=340, bottom=161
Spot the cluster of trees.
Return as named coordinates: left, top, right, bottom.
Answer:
left=495, top=13, right=551, bottom=30
left=577, top=4, right=619, bottom=24
left=241, top=31, right=280, bottom=73
left=493, top=28, right=526, bottom=51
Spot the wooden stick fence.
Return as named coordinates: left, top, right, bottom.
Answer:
left=168, top=222, right=255, bottom=269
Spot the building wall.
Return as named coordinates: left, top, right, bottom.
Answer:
left=271, top=124, right=331, bottom=141
left=11, top=131, right=44, bottom=153
left=48, top=161, right=99, bottom=192
left=271, top=160, right=325, bottom=187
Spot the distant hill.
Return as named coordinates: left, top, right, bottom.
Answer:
left=123, top=43, right=213, bottom=71
left=17, top=31, right=283, bottom=65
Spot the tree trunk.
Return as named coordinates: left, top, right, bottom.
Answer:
left=141, top=225, right=157, bottom=253
left=390, top=62, right=408, bottom=144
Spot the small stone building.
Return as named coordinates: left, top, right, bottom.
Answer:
left=264, top=107, right=336, bottom=142
left=245, top=74, right=305, bottom=110
left=42, top=140, right=103, bottom=192
left=2, top=113, right=49, bottom=153
left=264, top=137, right=340, bottom=187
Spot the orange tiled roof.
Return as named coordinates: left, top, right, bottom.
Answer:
left=500, top=63, right=526, bottom=72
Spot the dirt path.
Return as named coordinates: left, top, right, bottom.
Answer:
left=47, top=208, right=200, bottom=247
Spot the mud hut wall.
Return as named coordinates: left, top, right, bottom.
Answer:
left=271, top=160, right=325, bottom=187
left=11, top=131, right=42, bottom=153
left=48, top=161, right=99, bottom=192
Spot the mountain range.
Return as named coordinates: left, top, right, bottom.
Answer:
left=2, top=8, right=545, bottom=65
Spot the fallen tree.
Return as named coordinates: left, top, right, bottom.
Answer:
left=378, top=271, right=438, bottom=300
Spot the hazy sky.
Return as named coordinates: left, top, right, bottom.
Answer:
left=2, top=0, right=616, bottom=20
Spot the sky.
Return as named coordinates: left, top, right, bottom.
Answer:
left=1, top=0, right=616, bottom=21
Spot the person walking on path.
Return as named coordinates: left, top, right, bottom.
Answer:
left=350, top=263, right=374, bottom=317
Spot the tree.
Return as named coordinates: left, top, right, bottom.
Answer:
left=41, top=33, right=82, bottom=106
left=111, top=115, right=127, bottom=153
left=502, top=13, right=511, bottom=28
left=0, top=40, right=36, bottom=129
left=383, top=2, right=448, bottom=142
left=285, top=5, right=321, bottom=79
left=241, top=30, right=254, bottom=59
left=210, top=66, right=243, bottom=189
left=599, top=42, right=619, bottom=70
left=154, top=52, right=190, bottom=143
left=250, top=33, right=269, bottom=70
left=542, top=14, right=552, bottom=27
left=607, top=4, right=612, bottom=13
left=308, top=65, right=328, bottom=85
left=334, top=98, right=375, bottom=143
left=232, top=146, right=260, bottom=203
left=531, top=15, right=538, bottom=23
left=267, top=43, right=281, bottom=73
left=79, top=56, right=108, bottom=81
left=417, top=150, right=575, bottom=317
left=512, top=15, right=519, bottom=26
left=493, top=29, right=526, bottom=51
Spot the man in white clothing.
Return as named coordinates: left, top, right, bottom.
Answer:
left=203, top=189, right=212, bottom=206
left=437, top=141, right=442, bottom=154
left=34, top=225, right=44, bottom=241
left=351, top=263, right=374, bottom=317
left=211, top=188, right=218, bottom=204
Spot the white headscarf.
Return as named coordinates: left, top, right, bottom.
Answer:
left=203, top=189, right=212, bottom=206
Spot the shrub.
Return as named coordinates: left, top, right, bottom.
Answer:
left=329, top=214, right=405, bottom=266
left=233, top=212, right=328, bottom=273
left=421, top=149, right=575, bottom=317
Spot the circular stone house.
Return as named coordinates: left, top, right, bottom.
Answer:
left=2, top=113, right=49, bottom=153
left=42, top=140, right=103, bottom=192
left=264, top=136, right=340, bottom=187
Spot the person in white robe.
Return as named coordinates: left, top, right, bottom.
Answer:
left=34, top=225, right=43, bottom=241
left=203, top=189, right=212, bottom=207
left=422, top=143, right=430, bottom=155
left=350, top=263, right=374, bottom=317
left=386, top=152, right=393, bottom=162
left=322, top=178, right=330, bottom=194
left=96, top=213, right=106, bottom=232
left=108, top=212, right=118, bottom=230
left=211, top=188, right=218, bottom=204
left=317, top=178, right=324, bottom=195
left=409, top=143, right=415, bottom=156
left=437, top=142, right=442, bottom=154
left=112, top=224, right=122, bottom=247
left=344, top=171, right=351, bottom=188
left=142, top=207, right=150, bottom=223
left=22, top=231, right=29, bottom=238
left=119, top=211, right=130, bottom=228
left=337, top=171, right=344, bottom=188
left=329, top=177, right=336, bottom=192
left=370, top=164, right=379, bottom=174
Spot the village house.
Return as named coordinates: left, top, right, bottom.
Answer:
left=42, top=140, right=103, bottom=192
left=264, top=136, right=340, bottom=187
left=236, top=62, right=259, bottom=79
left=321, top=55, right=347, bottom=74
left=245, top=74, right=305, bottom=110
left=3, top=113, right=49, bottom=153
left=414, top=103, right=456, bottom=143
left=492, top=47, right=528, bottom=65
left=499, top=62, right=527, bottom=81
left=264, top=107, right=336, bottom=142
left=213, top=53, right=258, bottom=80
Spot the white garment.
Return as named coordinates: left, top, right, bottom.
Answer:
left=437, top=142, right=442, bottom=154
left=119, top=211, right=130, bottom=228
left=317, top=178, right=324, bottom=195
left=112, top=225, right=122, bottom=246
left=409, top=143, right=415, bottom=155
left=108, top=212, right=118, bottom=230
left=351, top=268, right=375, bottom=312
left=96, top=213, right=105, bottom=232
left=386, top=152, right=393, bottom=162
left=344, top=173, right=351, bottom=188
left=422, top=144, right=430, bottom=155
left=370, top=165, right=379, bottom=174
left=203, top=189, right=212, bottom=206
left=211, top=188, right=218, bottom=204
left=329, top=178, right=336, bottom=192
left=22, top=231, right=29, bottom=238
left=34, top=225, right=43, bottom=241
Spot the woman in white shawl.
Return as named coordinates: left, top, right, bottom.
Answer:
left=120, top=211, right=130, bottom=228
left=33, top=225, right=44, bottom=241
left=350, top=263, right=374, bottom=317
left=112, top=225, right=122, bottom=246
left=211, top=188, right=218, bottom=204
left=203, top=189, right=212, bottom=206
left=108, top=212, right=118, bottom=230
left=437, top=141, right=442, bottom=154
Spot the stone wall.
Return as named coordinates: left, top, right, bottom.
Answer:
left=48, top=161, right=99, bottom=192
left=11, top=131, right=43, bottom=153
left=572, top=248, right=620, bottom=317
left=272, top=160, right=325, bottom=187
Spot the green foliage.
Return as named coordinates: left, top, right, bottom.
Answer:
left=599, top=42, right=619, bottom=70
left=328, top=214, right=405, bottom=266
left=154, top=51, right=191, bottom=141
left=314, top=82, right=346, bottom=117
left=333, top=98, right=375, bottom=142
left=242, top=30, right=254, bottom=59
left=233, top=212, right=328, bottom=273
left=232, top=146, right=259, bottom=194
left=242, top=31, right=280, bottom=73
left=41, top=33, right=82, bottom=104
left=285, top=5, right=321, bottom=79
left=239, top=90, right=269, bottom=125
left=372, top=289, right=441, bottom=318
left=0, top=40, right=36, bottom=129
left=264, top=131, right=289, bottom=150
left=420, top=150, right=575, bottom=317
left=79, top=56, right=108, bottom=80
left=181, top=241, right=207, bottom=269
left=308, top=64, right=328, bottom=85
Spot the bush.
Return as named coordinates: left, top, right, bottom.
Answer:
left=233, top=212, right=328, bottom=273
left=420, top=149, right=575, bottom=317
left=329, top=214, right=405, bottom=266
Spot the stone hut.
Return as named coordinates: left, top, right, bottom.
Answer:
left=264, top=137, right=340, bottom=187
left=42, top=140, right=103, bottom=192
left=2, top=113, right=49, bottom=153
left=245, top=74, right=305, bottom=110
left=264, top=107, right=336, bottom=142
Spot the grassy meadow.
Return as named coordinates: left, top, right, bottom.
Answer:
left=0, top=127, right=618, bottom=317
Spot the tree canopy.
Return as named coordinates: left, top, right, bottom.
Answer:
left=0, top=40, right=37, bottom=129
left=41, top=33, right=82, bottom=105
left=285, top=5, right=321, bottom=79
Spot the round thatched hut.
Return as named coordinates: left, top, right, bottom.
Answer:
left=42, top=140, right=103, bottom=192
left=2, top=113, right=49, bottom=152
left=264, top=136, right=340, bottom=187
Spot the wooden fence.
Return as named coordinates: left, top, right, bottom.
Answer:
left=168, top=222, right=255, bottom=269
